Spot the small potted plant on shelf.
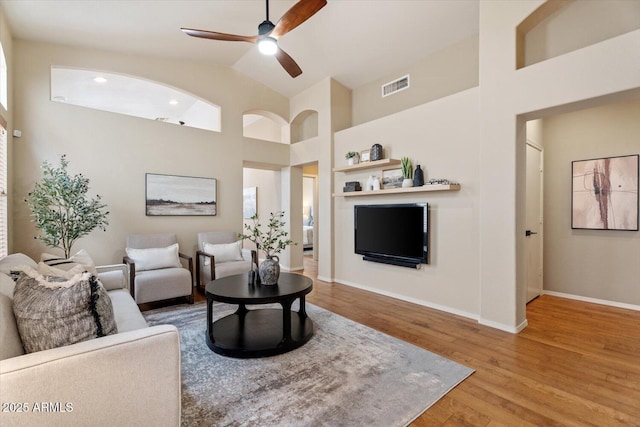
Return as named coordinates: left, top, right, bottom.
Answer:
left=345, top=151, right=360, bottom=166
left=401, top=157, right=413, bottom=188
left=239, top=211, right=295, bottom=285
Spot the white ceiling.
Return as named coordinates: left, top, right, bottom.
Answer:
left=1, top=0, right=479, bottom=98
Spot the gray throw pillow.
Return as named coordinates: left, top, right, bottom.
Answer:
left=12, top=267, right=117, bottom=353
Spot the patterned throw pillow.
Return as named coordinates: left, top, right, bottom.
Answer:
left=12, top=266, right=117, bottom=353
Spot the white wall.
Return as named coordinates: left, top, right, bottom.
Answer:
left=543, top=98, right=640, bottom=305
left=12, top=40, right=289, bottom=264
left=334, top=88, right=480, bottom=318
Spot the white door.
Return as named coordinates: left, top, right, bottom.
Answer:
left=525, top=143, right=543, bottom=303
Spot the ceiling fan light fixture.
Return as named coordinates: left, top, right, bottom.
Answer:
left=258, top=37, right=278, bottom=55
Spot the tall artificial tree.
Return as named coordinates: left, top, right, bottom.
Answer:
left=25, top=155, right=109, bottom=258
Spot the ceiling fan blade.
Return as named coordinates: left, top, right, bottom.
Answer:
left=275, top=47, right=303, bottom=78
left=270, top=0, right=327, bottom=39
left=181, top=28, right=257, bottom=43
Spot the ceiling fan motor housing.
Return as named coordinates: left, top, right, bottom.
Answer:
left=258, top=20, right=275, bottom=36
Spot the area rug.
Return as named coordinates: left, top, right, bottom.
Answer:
left=143, top=301, right=474, bottom=427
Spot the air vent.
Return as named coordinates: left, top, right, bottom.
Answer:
left=381, top=75, right=410, bottom=98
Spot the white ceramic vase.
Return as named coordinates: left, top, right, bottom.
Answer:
left=372, top=176, right=381, bottom=191
left=402, top=178, right=413, bottom=188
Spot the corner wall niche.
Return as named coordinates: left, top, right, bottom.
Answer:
left=290, top=110, right=319, bottom=143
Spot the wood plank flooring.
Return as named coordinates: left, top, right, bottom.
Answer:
left=182, top=256, right=640, bottom=426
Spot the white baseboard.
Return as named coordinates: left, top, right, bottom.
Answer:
left=478, top=318, right=528, bottom=334
left=316, top=275, right=333, bottom=283
left=333, top=278, right=480, bottom=323
left=281, top=265, right=304, bottom=272
left=542, top=290, right=640, bottom=312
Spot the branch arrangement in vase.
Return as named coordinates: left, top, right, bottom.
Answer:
left=239, top=211, right=295, bottom=258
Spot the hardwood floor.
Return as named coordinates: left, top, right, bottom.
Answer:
left=183, top=256, right=640, bottom=425
left=298, top=257, right=640, bottom=426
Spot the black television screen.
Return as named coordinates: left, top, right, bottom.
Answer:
left=354, top=203, right=428, bottom=268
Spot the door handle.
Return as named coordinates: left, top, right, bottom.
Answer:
left=525, top=230, right=538, bottom=237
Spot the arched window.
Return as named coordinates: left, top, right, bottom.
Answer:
left=50, top=67, right=221, bottom=132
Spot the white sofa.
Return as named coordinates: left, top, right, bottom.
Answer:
left=0, top=253, right=181, bottom=427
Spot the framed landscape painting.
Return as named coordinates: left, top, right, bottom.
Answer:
left=571, top=154, right=638, bottom=230
left=146, top=173, right=217, bottom=216
left=382, top=168, right=403, bottom=189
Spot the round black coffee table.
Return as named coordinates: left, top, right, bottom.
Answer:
left=205, top=272, right=314, bottom=358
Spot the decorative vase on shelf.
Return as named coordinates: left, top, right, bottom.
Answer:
left=402, top=178, right=413, bottom=188
left=372, top=176, right=381, bottom=191
left=413, top=165, right=424, bottom=187
left=370, top=144, right=383, bottom=161
left=259, top=255, right=280, bottom=285
left=366, top=175, right=375, bottom=191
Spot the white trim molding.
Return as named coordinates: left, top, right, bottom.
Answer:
left=543, top=290, right=640, bottom=312
left=334, top=278, right=479, bottom=323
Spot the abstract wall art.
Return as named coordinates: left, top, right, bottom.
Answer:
left=571, top=154, right=638, bottom=230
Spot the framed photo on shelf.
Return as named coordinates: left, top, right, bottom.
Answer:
left=571, top=154, right=638, bottom=230
left=381, top=168, right=403, bottom=189
left=360, top=149, right=371, bottom=162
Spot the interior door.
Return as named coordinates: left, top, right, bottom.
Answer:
left=525, top=143, right=543, bottom=303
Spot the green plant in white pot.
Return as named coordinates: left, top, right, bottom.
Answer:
left=401, top=157, right=413, bottom=188
left=25, top=155, right=109, bottom=258
left=345, top=151, right=360, bottom=166
left=239, top=211, right=295, bottom=285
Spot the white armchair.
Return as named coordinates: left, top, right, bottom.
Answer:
left=124, top=233, right=194, bottom=305
left=195, top=231, right=257, bottom=292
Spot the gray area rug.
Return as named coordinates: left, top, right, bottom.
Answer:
left=143, top=301, right=474, bottom=427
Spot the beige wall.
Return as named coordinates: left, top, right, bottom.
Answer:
left=351, top=35, right=478, bottom=126
left=478, top=1, right=639, bottom=331
left=333, top=1, right=640, bottom=331
left=542, top=98, right=640, bottom=305
left=334, top=88, right=480, bottom=318
left=242, top=167, right=281, bottom=255
left=11, top=40, right=288, bottom=264
left=289, top=78, right=351, bottom=281
left=524, top=0, right=640, bottom=67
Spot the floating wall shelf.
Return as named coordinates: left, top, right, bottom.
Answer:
left=332, top=158, right=401, bottom=173
left=334, top=184, right=460, bottom=197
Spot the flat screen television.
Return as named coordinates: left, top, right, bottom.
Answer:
left=354, top=203, right=428, bottom=268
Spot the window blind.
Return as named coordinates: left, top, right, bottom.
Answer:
left=0, top=126, right=7, bottom=257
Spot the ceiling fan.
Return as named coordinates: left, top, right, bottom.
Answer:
left=181, top=0, right=327, bottom=78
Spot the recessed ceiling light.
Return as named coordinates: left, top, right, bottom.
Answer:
left=93, top=76, right=107, bottom=83
left=169, top=99, right=179, bottom=105
left=52, top=96, right=67, bottom=102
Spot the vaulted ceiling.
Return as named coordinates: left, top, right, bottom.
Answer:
left=1, top=0, right=479, bottom=98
